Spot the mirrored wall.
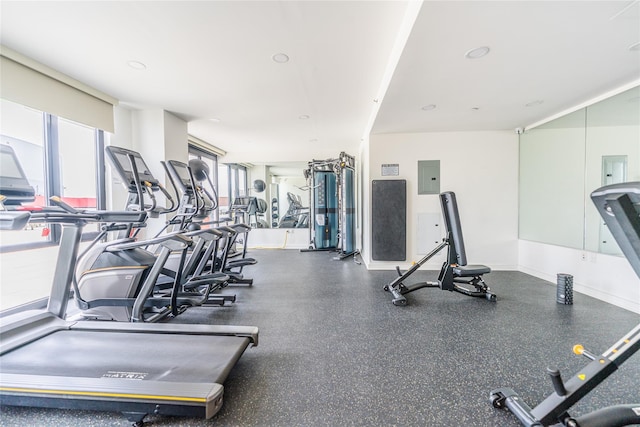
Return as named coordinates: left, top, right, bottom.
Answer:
left=244, top=162, right=309, bottom=228
left=519, top=85, right=640, bottom=255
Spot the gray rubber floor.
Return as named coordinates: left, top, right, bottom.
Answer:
left=1, top=248, right=639, bottom=426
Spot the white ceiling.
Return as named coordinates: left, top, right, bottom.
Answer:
left=1, top=1, right=639, bottom=164
left=374, top=1, right=640, bottom=134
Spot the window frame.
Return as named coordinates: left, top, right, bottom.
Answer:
left=227, top=163, right=247, bottom=202
left=0, top=108, right=106, bottom=253
left=188, top=144, right=220, bottom=222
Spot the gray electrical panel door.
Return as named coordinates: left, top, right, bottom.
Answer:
left=418, top=160, right=440, bottom=195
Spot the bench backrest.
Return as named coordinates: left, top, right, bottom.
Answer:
left=440, top=191, right=468, bottom=266
left=591, top=182, right=640, bottom=279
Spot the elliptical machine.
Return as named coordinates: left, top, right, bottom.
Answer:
left=71, top=147, right=226, bottom=321
left=164, top=158, right=239, bottom=301
left=185, top=158, right=257, bottom=286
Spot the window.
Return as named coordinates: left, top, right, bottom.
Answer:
left=0, top=100, right=46, bottom=247
left=226, top=163, right=248, bottom=202
left=58, top=117, right=98, bottom=209
left=218, top=163, right=230, bottom=217
left=216, top=163, right=249, bottom=220
left=0, top=98, right=106, bottom=252
left=238, top=167, right=247, bottom=197
left=0, top=99, right=107, bottom=311
left=188, top=145, right=220, bottom=222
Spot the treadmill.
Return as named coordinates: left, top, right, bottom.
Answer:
left=0, top=157, right=258, bottom=426
left=0, top=144, right=35, bottom=205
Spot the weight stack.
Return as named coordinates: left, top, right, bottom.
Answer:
left=556, top=273, right=574, bottom=305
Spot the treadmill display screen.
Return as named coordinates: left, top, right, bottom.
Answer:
left=1, top=150, right=23, bottom=179
left=0, top=145, right=36, bottom=204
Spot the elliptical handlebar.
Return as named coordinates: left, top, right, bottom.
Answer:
left=105, top=146, right=177, bottom=217
left=165, top=158, right=219, bottom=228
left=188, top=158, right=219, bottom=212
left=126, top=153, right=176, bottom=216
left=105, top=230, right=191, bottom=252
left=163, top=160, right=198, bottom=222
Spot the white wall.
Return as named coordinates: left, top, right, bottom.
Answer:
left=107, top=105, right=135, bottom=211
left=131, top=109, right=188, bottom=179
left=108, top=107, right=189, bottom=236
left=519, top=240, right=640, bottom=313
left=106, top=107, right=638, bottom=314
left=360, top=137, right=370, bottom=262
left=132, top=109, right=166, bottom=181
left=247, top=228, right=309, bottom=249
left=365, top=130, right=519, bottom=270
left=163, top=111, right=188, bottom=164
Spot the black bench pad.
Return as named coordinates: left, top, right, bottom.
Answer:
left=453, top=264, right=491, bottom=276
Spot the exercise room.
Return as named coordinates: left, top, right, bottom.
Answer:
left=0, top=1, right=639, bottom=426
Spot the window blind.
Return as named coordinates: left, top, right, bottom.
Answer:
left=1, top=46, right=118, bottom=132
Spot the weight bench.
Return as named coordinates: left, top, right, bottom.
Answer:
left=489, top=182, right=640, bottom=427
left=383, top=191, right=496, bottom=306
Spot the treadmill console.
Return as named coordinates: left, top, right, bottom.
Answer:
left=0, top=144, right=36, bottom=205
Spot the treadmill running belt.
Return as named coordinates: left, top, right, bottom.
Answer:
left=1, top=330, right=249, bottom=382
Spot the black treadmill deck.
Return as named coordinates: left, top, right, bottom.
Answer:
left=0, top=312, right=256, bottom=420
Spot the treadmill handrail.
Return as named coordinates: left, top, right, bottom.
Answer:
left=17, top=208, right=147, bottom=226
left=1, top=195, right=259, bottom=425
left=71, top=320, right=259, bottom=345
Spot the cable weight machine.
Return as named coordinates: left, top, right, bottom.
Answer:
left=301, top=152, right=358, bottom=261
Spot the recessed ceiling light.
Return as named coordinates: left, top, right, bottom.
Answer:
left=464, top=46, right=490, bottom=59
left=421, top=104, right=436, bottom=111
left=127, top=60, right=147, bottom=70
left=629, top=42, right=640, bottom=51
left=471, top=107, right=480, bottom=111
left=525, top=100, right=544, bottom=107
left=208, top=117, right=221, bottom=123
left=272, top=53, right=290, bottom=63
left=309, top=138, right=318, bottom=143
left=298, top=114, right=310, bottom=120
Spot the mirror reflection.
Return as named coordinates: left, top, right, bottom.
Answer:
left=584, top=86, right=640, bottom=254
left=519, top=85, right=640, bottom=256
left=220, top=162, right=309, bottom=229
